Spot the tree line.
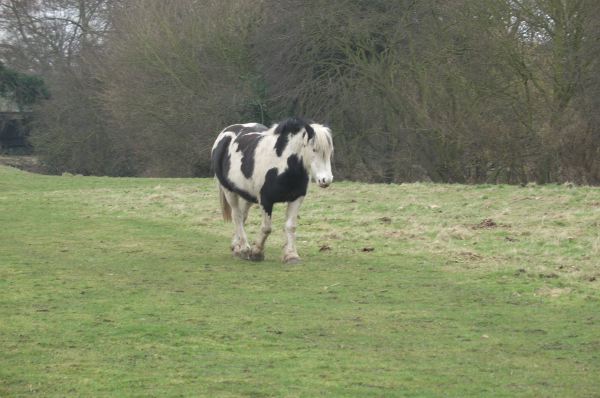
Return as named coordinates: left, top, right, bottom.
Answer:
left=1, top=0, right=599, bottom=183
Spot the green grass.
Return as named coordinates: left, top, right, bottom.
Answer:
left=1, top=165, right=599, bottom=397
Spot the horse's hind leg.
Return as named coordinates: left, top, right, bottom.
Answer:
left=231, top=199, right=251, bottom=250
left=224, top=192, right=252, bottom=259
left=283, top=196, right=304, bottom=264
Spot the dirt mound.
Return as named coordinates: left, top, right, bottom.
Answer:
left=0, top=155, right=48, bottom=174
left=473, top=218, right=497, bottom=229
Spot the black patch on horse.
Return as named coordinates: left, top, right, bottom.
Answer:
left=235, top=132, right=264, bottom=179
left=212, top=135, right=258, bottom=203
left=273, top=118, right=315, bottom=156
left=260, top=154, right=309, bottom=216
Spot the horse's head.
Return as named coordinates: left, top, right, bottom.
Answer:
left=307, top=124, right=334, bottom=188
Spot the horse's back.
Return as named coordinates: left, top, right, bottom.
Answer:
left=222, top=123, right=268, bottom=137
left=211, top=122, right=272, bottom=204
left=212, top=123, right=267, bottom=162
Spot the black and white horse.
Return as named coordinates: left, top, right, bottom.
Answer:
left=211, top=117, right=334, bottom=263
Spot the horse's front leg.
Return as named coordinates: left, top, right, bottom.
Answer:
left=283, top=196, right=304, bottom=264
left=250, top=208, right=272, bottom=261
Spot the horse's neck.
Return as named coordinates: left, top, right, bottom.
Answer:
left=288, top=135, right=312, bottom=162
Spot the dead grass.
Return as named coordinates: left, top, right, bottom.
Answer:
left=36, top=176, right=600, bottom=284
left=306, top=181, right=600, bottom=284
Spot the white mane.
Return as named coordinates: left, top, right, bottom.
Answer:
left=310, top=123, right=334, bottom=158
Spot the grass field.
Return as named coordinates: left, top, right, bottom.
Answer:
left=1, top=165, right=599, bottom=397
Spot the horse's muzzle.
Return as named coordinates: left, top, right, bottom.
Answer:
left=316, top=175, right=333, bottom=188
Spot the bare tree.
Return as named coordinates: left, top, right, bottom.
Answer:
left=1, top=0, right=598, bottom=181
left=0, top=0, right=115, bottom=71
left=100, top=0, right=265, bottom=176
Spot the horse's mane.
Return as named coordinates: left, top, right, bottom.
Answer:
left=273, top=117, right=314, bottom=137
left=271, top=117, right=333, bottom=157
left=310, top=123, right=334, bottom=157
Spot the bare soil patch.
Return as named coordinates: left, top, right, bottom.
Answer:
left=0, top=155, right=48, bottom=174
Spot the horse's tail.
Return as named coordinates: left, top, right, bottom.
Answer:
left=218, top=184, right=232, bottom=222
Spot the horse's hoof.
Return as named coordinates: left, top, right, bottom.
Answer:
left=233, top=248, right=252, bottom=260
left=284, top=256, right=302, bottom=265
left=249, top=250, right=264, bottom=261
